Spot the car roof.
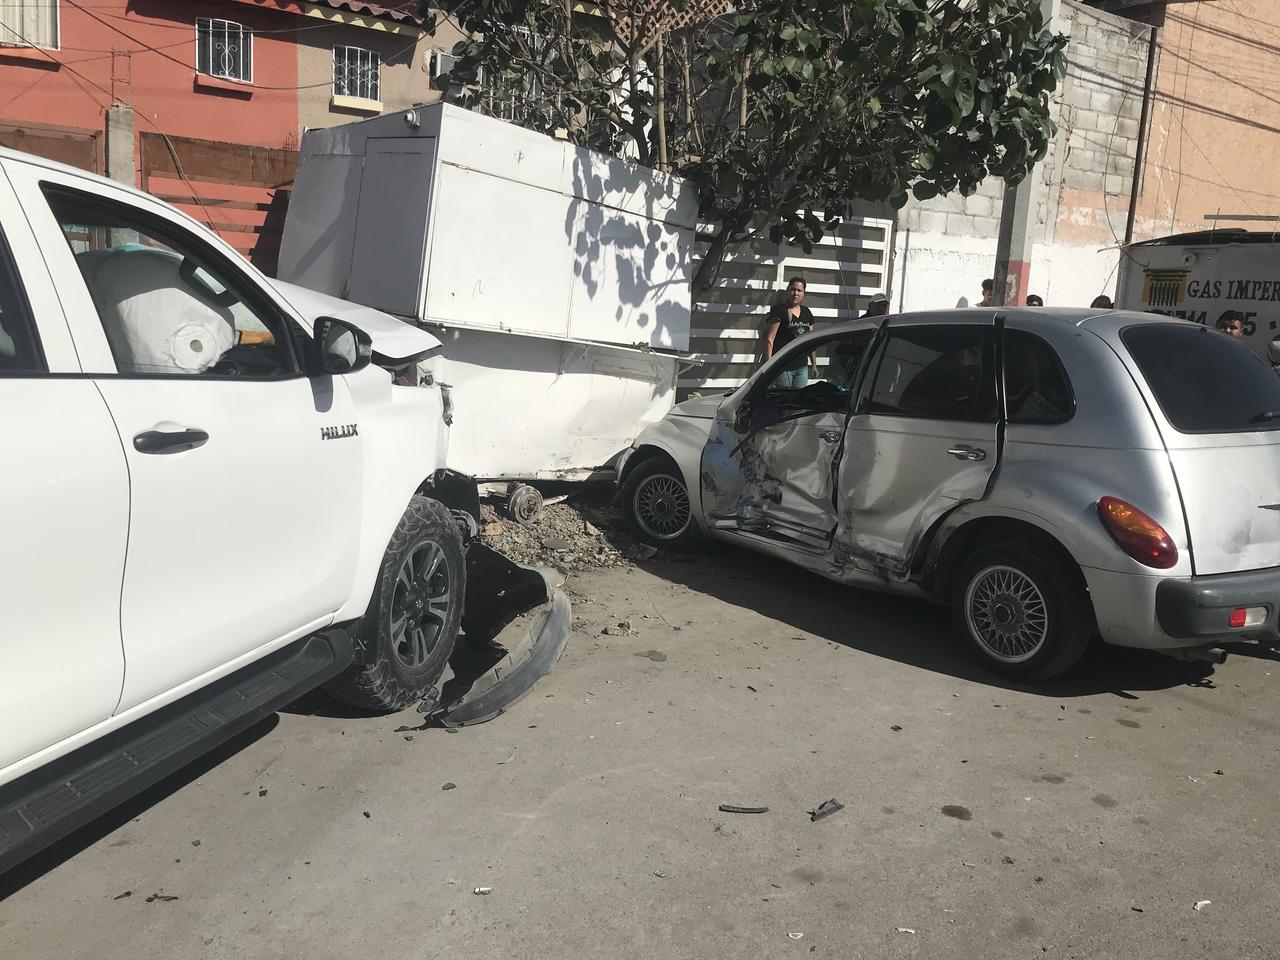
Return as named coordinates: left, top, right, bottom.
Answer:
left=803, top=307, right=1186, bottom=340
left=0, top=145, right=163, bottom=208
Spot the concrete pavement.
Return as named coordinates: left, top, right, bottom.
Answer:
left=2, top=547, right=1277, bottom=959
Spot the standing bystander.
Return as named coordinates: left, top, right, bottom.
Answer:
left=760, top=276, right=815, bottom=388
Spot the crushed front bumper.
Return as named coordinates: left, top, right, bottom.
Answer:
left=431, top=543, right=571, bottom=726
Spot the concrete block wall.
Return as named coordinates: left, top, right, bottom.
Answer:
left=891, top=0, right=1149, bottom=311
left=1056, top=1, right=1148, bottom=198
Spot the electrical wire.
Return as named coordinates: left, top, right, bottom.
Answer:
left=0, top=18, right=225, bottom=230
left=61, top=0, right=422, bottom=91
left=0, top=0, right=426, bottom=37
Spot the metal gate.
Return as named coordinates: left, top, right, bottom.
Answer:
left=682, top=216, right=893, bottom=397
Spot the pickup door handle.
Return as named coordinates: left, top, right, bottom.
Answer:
left=133, top=428, right=209, bottom=455
left=947, top=444, right=986, bottom=462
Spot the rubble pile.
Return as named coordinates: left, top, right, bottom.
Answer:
left=479, top=498, right=652, bottom=570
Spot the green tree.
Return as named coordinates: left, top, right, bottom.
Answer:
left=423, top=0, right=1066, bottom=293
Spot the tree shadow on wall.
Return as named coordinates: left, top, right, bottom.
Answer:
left=563, top=147, right=691, bottom=352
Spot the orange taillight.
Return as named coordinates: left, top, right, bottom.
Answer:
left=1097, top=496, right=1178, bottom=569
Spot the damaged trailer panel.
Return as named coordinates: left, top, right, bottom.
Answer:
left=277, top=102, right=696, bottom=487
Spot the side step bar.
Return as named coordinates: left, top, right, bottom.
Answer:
left=0, top=629, right=353, bottom=876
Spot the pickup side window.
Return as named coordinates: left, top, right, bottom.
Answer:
left=40, top=185, right=299, bottom=379
left=0, top=226, right=45, bottom=375
left=863, top=325, right=996, bottom=422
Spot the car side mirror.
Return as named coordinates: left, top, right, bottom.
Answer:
left=315, top=317, right=372, bottom=375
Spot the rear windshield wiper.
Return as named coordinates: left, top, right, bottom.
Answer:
left=1249, top=410, right=1280, bottom=423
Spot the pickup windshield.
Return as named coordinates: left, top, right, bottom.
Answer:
left=1121, top=323, right=1280, bottom=433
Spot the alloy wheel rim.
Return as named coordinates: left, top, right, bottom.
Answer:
left=964, top=564, right=1049, bottom=664
left=633, top=473, right=691, bottom=541
left=390, top=540, right=452, bottom=669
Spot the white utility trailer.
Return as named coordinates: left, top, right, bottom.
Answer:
left=1117, top=229, right=1280, bottom=358
left=278, top=103, right=696, bottom=520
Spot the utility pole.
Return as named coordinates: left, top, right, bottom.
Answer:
left=992, top=0, right=1060, bottom=306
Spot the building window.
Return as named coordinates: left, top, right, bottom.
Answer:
left=333, top=45, right=380, bottom=103
left=196, top=18, right=253, bottom=83
left=0, top=0, right=60, bottom=50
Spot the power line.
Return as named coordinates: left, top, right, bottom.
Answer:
left=60, top=0, right=421, bottom=91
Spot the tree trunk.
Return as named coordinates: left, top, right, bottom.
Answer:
left=691, top=218, right=741, bottom=297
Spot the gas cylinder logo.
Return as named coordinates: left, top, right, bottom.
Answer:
left=1142, top=268, right=1190, bottom=308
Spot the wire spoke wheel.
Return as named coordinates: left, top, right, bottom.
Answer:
left=632, top=472, right=691, bottom=541
left=390, top=539, right=452, bottom=670
left=964, top=564, right=1049, bottom=665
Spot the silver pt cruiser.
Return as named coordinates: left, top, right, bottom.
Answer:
left=619, top=308, right=1280, bottom=680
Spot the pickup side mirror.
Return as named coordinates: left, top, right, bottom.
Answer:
left=315, top=317, right=372, bottom=375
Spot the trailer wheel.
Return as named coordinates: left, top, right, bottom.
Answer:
left=326, top=496, right=464, bottom=712
left=505, top=483, right=543, bottom=525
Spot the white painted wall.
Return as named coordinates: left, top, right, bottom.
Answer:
left=890, top=230, right=1120, bottom=311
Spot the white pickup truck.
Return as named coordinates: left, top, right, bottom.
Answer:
left=0, top=147, right=566, bottom=874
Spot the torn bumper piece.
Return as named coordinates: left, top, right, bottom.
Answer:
left=433, top=543, right=571, bottom=727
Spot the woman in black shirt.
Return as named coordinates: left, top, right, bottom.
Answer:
left=761, top=276, right=814, bottom=388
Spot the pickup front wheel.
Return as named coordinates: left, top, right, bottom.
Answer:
left=326, top=496, right=464, bottom=712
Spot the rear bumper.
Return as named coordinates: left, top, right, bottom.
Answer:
left=1156, top=567, right=1280, bottom=640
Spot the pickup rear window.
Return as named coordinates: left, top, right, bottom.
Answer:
left=1121, top=323, right=1280, bottom=433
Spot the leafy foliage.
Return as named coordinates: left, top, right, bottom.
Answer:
left=421, top=0, right=1066, bottom=291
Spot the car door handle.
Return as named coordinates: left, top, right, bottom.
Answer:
left=947, top=444, right=986, bottom=462
left=133, top=428, right=209, bottom=455
left=819, top=430, right=841, bottom=443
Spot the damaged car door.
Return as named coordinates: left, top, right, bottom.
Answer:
left=834, top=318, right=999, bottom=575
left=700, top=328, right=877, bottom=548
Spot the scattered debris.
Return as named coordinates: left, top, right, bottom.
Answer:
left=497, top=747, right=518, bottom=765
left=719, top=803, right=769, bottom=814
left=477, top=502, right=643, bottom=571
left=890, top=725, right=903, bottom=732
left=634, top=650, right=668, bottom=662
left=403, top=735, right=415, bottom=742
left=1001, top=856, right=1016, bottom=865
left=474, top=887, right=493, bottom=896
left=442, top=782, right=457, bottom=791
left=145, top=893, right=179, bottom=903
left=190, top=840, right=201, bottom=847
left=1214, top=769, right=1224, bottom=776
left=1193, top=900, right=1212, bottom=911
left=788, top=932, right=805, bottom=941
left=895, top=927, right=917, bottom=935
left=113, top=891, right=133, bottom=901
left=258, top=788, right=268, bottom=798
left=1034, top=876, right=1045, bottom=884
left=1131, top=907, right=1144, bottom=913
left=362, top=811, right=371, bottom=819
left=747, top=685, right=758, bottom=692
left=808, top=799, right=845, bottom=822
left=653, top=871, right=668, bottom=878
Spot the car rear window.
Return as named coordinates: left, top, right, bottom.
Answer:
left=1121, top=323, right=1280, bottom=433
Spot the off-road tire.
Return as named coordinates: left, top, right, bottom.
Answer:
left=326, top=496, right=464, bottom=711
left=951, top=541, right=1093, bottom=681
left=621, top=457, right=696, bottom=549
